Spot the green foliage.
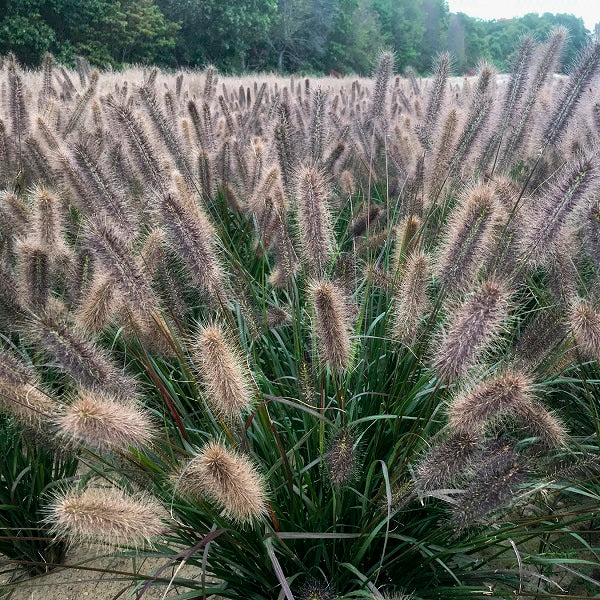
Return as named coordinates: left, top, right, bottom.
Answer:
left=0, top=0, right=595, bottom=73
left=158, top=0, right=277, bottom=69
left=0, top=416, right=78, bottom=582
left=0, top=0, right=178, bottom=67
left=324, top=0, right=383, bottom=74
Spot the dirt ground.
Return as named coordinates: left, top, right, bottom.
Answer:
left=1, top=545, right=204, bottom=599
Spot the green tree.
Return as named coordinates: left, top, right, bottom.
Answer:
left=158, top=0, right=277, bottom=69
left=0, top=0, right=177, bottom=68
left=326, top=0, right=383, bottom=74
left=416, top=0, right=449, bottom=72
left=372, top=0, right=425, bottom=70
left=0, top=12, right=55, bottom=65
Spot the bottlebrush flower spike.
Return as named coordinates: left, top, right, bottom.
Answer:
left=452, top=441, right=526, bottom=529
left=521, top=154, right=599, bottom=265
left=570, top=298, right=600, bottom=360
left=311, top=280, right=352, bottom=372
left=296, top=166, right=334, bottom=274
left=159, top=187, right=227, bottom=302
left=56, top=390, right=154, bottom=451
left=327, top=429, right=356, bottom=488
left=177, top=441, right=267, bottom=525
left=193, top=323, right=253, bottom=418
left=416, top=52, right=450, bottom=150
left=434, top=278, right=510, bottom=381
left=0, top=348, right=57, bottom=428
left=48, top=486, right=164, bottom=546
left=436, top=183, right=497, bottom=293
left=393, top=251, right=431, bottom=344
left=415, top=432, right=480, bottom=491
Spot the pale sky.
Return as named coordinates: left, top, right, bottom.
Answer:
left=446, top=0, right=600, bottom=31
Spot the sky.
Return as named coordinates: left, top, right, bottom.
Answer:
left=445, top=0, right=600, bottom=31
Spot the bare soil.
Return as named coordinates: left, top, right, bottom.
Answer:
left=1, top=545, right=203, bottom=599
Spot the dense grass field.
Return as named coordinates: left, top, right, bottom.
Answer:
left=1, top=31, right=600, bottom=599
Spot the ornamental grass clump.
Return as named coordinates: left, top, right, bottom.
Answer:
left=1, top=39, right=600, bottom=598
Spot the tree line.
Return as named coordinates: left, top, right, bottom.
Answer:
left=0, top=0, right=593, bottom=74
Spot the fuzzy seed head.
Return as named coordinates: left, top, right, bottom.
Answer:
left=521, top=155, right=599, bottom=264
left=74, top=273, right=117, bottom=332
left=570, top=299, right=600, bottom=360
left=194, top=324, right=253, bottom=418
left=31, top=185, right=65, bottom=252
left=393, top=252, right=431, bottom=344
left=449, top=372, right=533, bottom=435
left=16, top=240, right=50, bottom=311
left=514, top=400, right=567, bottom=447
left=327, top=429, right=356, bottom=488
left=311, top=280, right=352, bottom=372
left=416, top=52, right=450, bottom=150
left=160, top=189, right=226, bottom=299
left=56, top=391, right=153, bottom=451
left=177, top=441, right=267, bottom=525
left=415, top=432, right=480, bottom=491
left=434, top=278, right=510, bottom=381
left=26, top=309, right=137, bottom=399
left=0, top=382, right=57, bottom=429
left=452, top=442, right=526, bottom=529
left=436, top=184, right=497, bottom=292
left=393, top=215, right=421, bottom=271
left=48, top=486, right=164, bottom=546
left=0, top=348, right=34, bottom=385
left=296, top=166, right=334, bottom=273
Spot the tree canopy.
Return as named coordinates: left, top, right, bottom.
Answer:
left=0, top=0, right=594, bottom=74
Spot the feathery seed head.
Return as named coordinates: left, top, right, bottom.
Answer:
left=393, top=251, right=431, bottom=344
left=30, top=185, right=66, bottom=253
left=138, top=228, right=166, bottom=279
left=415, top=432, right=480, bottom=491
left=26, top=308, right=137, bottom=399
left=434, top=278, right=510, bottom=381
left=416, top=52, right=450, bottom=150
left=514, top=400, right=567, bottom=447
left=193, top=323, right=253, bottom=418
left=436, top=183, right=497, bottom=292
left=0, top=347, right=34, bottom=385
left=369, top=50, right=394, bottom=122
left=448, top=371, right=533, bottom=435
left=296, top=166, right=334, bottom=274
left=452, top=442, right=526, bottom=529
left=0, top=190, right=29, bottom=237
left=570, top=298, right=600, bottom=360
left=159, top=189, right=226, bottom=300
left=521, top=154, right=599, bottom=264
left=48, top=486, right=164, bottom=547
left=327, top=428, right=356, bottom=488
left=86, top=219, right=157, bottom=315
left=16, top=240, right=50, bottom=311
left=393, top=215, right=422, bottom=273
left=177, top=441, right=267, bottom=525
left=540, top=40, right=600, bottom=148
left=0, top=380, right=57, bottom=429
left=56, top=390, right=154, bottom=451
left=311, top=280, right=352, bottom=372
